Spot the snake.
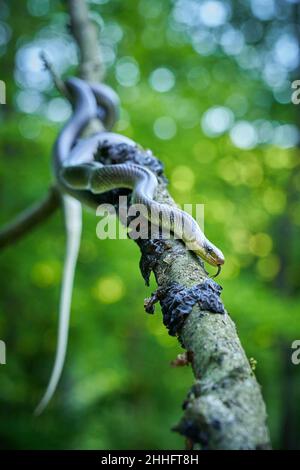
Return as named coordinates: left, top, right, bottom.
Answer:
left=35, top=77, right=225, bottom=415
left=55, top=77, right=225, bottom=267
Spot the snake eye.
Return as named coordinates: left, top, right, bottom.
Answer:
left=206, top=245, right=213, bottom=254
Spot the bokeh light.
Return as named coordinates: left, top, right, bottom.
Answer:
left=92, top=275, right=125, bottom=304
left=115, top=56, right=140, bottom=87
left=229, top=121, right=258, bottom=149
left=171, top=165, right=195, bottom=192
left=153, top=116, right=177, bottom=140
left=201, top=106, right=234, bottom=137
left=149, top=67, right=175, bottom=93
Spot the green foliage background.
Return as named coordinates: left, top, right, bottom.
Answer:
left=0, top=0, right=299, bottom=449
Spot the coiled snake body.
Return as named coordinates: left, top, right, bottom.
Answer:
left=56, top=77, right=225, bottom=267
left=35, top=77, right=224, bottom=415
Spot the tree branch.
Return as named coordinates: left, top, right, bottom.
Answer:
left=65, top=0, right=271, bottom=449
left=67, top=0, right=105, bottom=82
left=67, top=0, right=104, bottom=134
left=40, top=52, right=70, bottom=98
left=0, top=187, right=61, bottom=250
left=141, top=183, right=271, bottom=449
left=89, top=141, right=271, bottom=449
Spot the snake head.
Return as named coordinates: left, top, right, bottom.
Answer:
left=203, top=241, right=225, bottom=267
left=190, top=239, right=225, bottom=268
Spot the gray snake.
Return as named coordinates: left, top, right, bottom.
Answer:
left=55, top=77, right=225, bottom=268
left=35, top=77, right=224, bottom=415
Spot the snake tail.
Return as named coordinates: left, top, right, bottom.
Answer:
left=34, top=196, right=82, bottom=415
